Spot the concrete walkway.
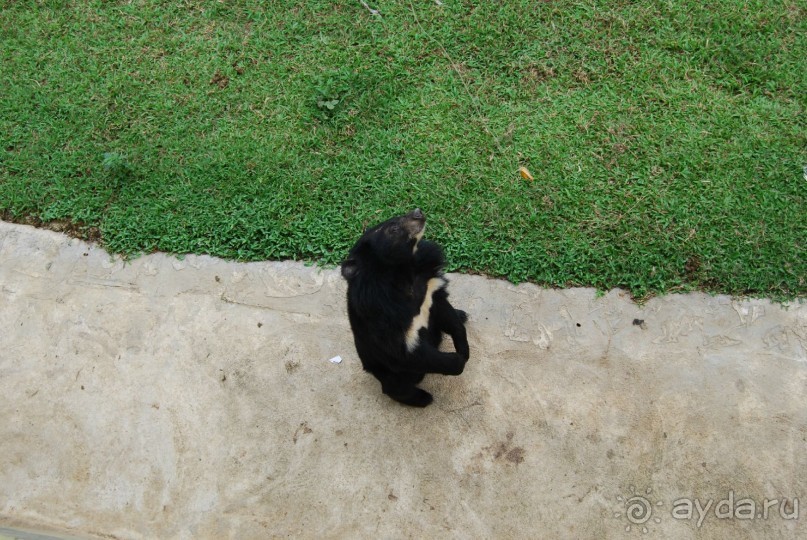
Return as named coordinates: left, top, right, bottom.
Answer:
left=0, top=221, right=805, bottom=539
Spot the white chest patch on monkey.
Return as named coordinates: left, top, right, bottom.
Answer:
left=405, top=276, right=447, bottom=352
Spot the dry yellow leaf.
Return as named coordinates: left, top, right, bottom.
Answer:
left=518, top=166, right=534, bottom=181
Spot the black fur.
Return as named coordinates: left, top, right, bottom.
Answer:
left=341, top=209, right=470, bottom=407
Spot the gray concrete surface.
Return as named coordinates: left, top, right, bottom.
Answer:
left=0, top=220, right=805, bottom=539
left=0, top=525, right=89, bottom=540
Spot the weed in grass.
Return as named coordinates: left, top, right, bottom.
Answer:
left=101, top=152, right=135, bottom=186
left=313, top=67, right=355, bottom=119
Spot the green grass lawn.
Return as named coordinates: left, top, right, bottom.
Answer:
left=1, top=0, right=805, bottom=299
